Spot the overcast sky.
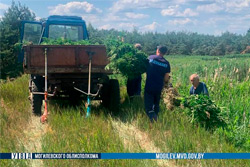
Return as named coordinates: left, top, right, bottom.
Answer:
left=0, top=0, right=250, bottom=35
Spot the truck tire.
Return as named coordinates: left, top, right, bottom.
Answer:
left=102, top=79, right=120, bottom=113
left=101, top=82, right=109, bottom=108
left=31, top=79, right=43, bottom=116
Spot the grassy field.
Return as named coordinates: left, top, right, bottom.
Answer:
left=166, top=54, right=250, bottom=150
left=0, top=54, right=249, bottom=167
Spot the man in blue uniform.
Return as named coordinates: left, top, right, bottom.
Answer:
left=189, top=74, right=209, bottom=96
left=144, top=45, right=171, bottom=122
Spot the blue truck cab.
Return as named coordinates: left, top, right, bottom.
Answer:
left=19, top=15, right=89, bottom=61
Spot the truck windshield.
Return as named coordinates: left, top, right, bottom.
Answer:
left=49, top=25, right=83, bottom=41
left=23, top=23, right=42, bottom=44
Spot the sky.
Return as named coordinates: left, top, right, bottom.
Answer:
left=0, top=0, right=250, bottom=35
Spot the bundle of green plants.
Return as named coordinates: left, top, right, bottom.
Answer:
left=14, top=41, right=31, bottom=51
left=41, top=38, right=99, bottom=45
left=105, top=39, right=148, bottom=79
left=113, top=51, right=148, bottom=79
left=104, top=38, right=125, bottom=57
left=181, top=95, right=227, bottom=130
left=15, top=38, right=99, bottom=50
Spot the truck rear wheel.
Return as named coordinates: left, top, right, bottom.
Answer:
left=31, top=79, right=43, bottom=116
left=101, top=79, right=120, bottom=113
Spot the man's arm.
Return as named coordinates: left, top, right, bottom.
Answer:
left=164, top=73, right=170, bottom=83
left=190, top=86, right=193, bottom=95
left=203, top=83, right=209, bottom=96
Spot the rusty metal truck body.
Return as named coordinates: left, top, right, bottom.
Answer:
left=23, top=45, right=111, bottom=97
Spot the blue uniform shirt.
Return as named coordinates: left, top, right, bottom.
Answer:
left=145, top=55, right=171, bottom=93
left=190, top=82, right=209, bottom=96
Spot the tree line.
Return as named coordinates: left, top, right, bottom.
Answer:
left=88, top=24, right=250, bottom=56
left=1, top=1, right=250, bottom=79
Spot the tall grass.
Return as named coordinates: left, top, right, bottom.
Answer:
left=167, top=54, right=250, bottom=150
left=142, top=106, right=249, bottom=167
left=0, top=75, right=30, bottom=167
left=103, top=88, right=250, bottom=166
left=41, top=104, right=157, bottom=167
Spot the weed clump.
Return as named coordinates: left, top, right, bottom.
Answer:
left=182, top=95, right=227, bottom=130
left=106, top=40, right=148, bottom=79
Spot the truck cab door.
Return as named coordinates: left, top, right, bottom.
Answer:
left=21, top=21, right=43, bottom=44
left=19, top=21, right=42, bottom=62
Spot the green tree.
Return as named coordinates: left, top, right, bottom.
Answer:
left=0, top=1, right=35, bottom=79
left=244, top=28, right=250, bottom=46
left=87, top=25, right=249, bottom=56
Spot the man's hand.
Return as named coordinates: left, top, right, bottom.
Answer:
left=164, top=73, right=170, bottom=83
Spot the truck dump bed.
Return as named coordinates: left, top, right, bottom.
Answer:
left=23, top=45, right=111, bottom=74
